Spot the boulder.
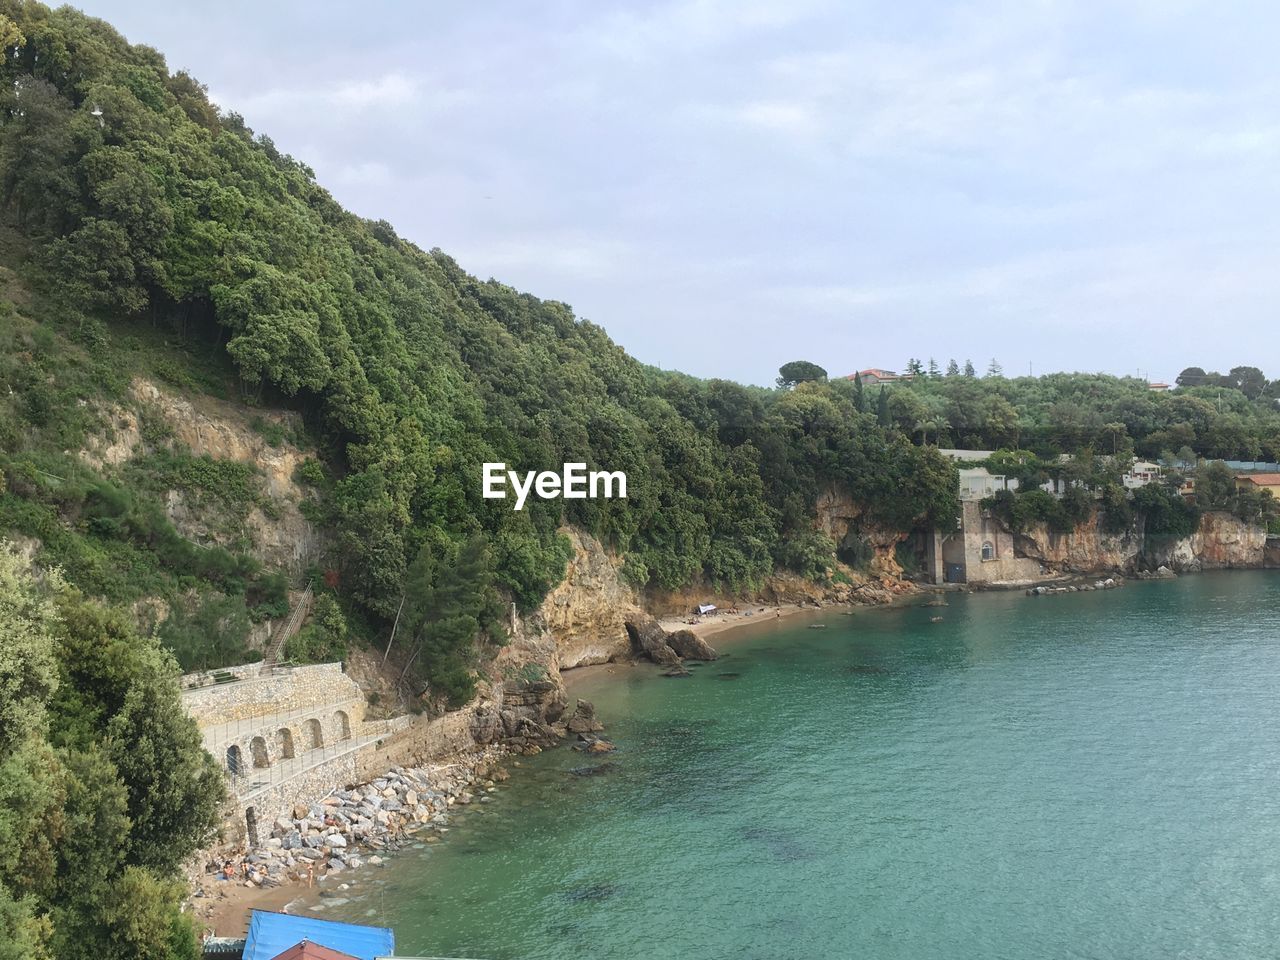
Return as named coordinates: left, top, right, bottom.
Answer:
left=666, top=629, right=718, bottom=661
left=565, top=699, right=604, bottom=734
left=624, top=615, right=682, bottom=666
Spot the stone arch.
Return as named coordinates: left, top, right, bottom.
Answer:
left=245, top=806, right=259, bottom=846
left=249, top=735, right=269, bottom=769
left=304, top=718, right=323, bottom=750
left=981, top=540, right=995, bottom=561
left=333, top=709, right=351, bottom=742
left=226, top=744, right=244, bottom=776
left=276, top=727, right=295, bottom=760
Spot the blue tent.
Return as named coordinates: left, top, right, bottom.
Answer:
left=243, top=910, right=394, bottom=960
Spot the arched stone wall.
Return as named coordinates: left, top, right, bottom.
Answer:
left=304, top=717, right=324, bottom=750
left=249, top=735, right=269, bottom=768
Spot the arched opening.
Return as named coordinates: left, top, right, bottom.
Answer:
left=981, top=541, right=995, bottom=561
left=249, top=735, right=269, bottom=769
left=276, top=727, right=295, bottom=760
left=245, top=806, right=259, bottom=846
left=304, top=718, right=323, bottom=750
left=333, top=709, right=351, bottom=741
left=226, top=744, right=244, bottom=776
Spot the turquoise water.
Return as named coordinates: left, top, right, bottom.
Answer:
left=320, top=573, right=1280, bottom=959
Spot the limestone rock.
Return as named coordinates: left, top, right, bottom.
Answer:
left=565, top=699, right=604, bottom=734
left=666, top=629, right=717, bottom=661
left=624, top=615, right=681, bottom=666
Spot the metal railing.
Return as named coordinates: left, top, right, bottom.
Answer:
left=262, top=581, right=313, bottom=668
left=225, top=732, right=381, bottom=801
left=200, top=696, right=364, bottom=753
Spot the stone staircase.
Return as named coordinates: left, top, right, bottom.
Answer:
left=262, top=581, right=313, bottom=668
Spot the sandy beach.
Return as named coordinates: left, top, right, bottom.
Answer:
left=194, top=876, right=302, bottom=940
left=657, top=600, right=819, bottom=639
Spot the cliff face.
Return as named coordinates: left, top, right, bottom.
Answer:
left=1014, top=517, right=1144, bottom=573
left=81, top=377, right=324, bottom=573
left=1009, top=508, right=1267, bottom=575
left=1146, top=511, right=1267, bottom=571
left=535, top=528, right=637, bottom=669
left=814, top=487, right=906, bottom=580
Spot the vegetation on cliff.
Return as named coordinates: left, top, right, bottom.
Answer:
left=0, top=546, right=222, bottom=960
left=0, top=3, right=957, bottom=677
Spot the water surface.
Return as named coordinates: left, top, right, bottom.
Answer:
left=319, top=573, right=1280, bottom=959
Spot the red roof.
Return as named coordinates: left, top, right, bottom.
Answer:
left=269, top=942, right=361, bottom=960
left=845, top=368, right=900, bottom=380
left=1240, top=474, right=1280, bottom=486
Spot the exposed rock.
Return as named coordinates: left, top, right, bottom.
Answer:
left=538, top=528, right=636, bottom=667
left=666, top=629, right=718, bottom=661
left=565, top=699, right=604, bottom=734
left=624, top=615, right=681, bottom=666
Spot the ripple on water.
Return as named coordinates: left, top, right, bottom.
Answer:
left=316, top=573, right=1280, bottom=960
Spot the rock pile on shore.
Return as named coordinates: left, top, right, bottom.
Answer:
left=1026, top=578, right=1121, bottom=596
left=190, top=747, right=508, bottom=908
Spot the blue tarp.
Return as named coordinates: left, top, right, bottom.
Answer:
left=243, top=910, right=394, bottom=960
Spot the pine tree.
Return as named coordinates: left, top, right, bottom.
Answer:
left=876, top=386, right=891, bottom=427
left=927, top=357, right=940, bottom=378
left=853, top=373, right=866, bottom=413
left=945, top=359, right=960, bottom=377
left=963, top=359, right=976, bottom=377
left=987, top=358, right=1003, bottom=378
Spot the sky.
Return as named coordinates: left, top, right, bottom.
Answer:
left=78, top=0, right=1280, bottom=387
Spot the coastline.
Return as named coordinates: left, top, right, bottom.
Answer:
left=193, top=592, right=921, bottom=934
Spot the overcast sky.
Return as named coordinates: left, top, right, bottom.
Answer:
left=79, top=0, right=1280, bottom=386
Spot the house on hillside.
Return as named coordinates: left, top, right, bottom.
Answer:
left=845, top=368, right=904, bottom=386
left=1122, top=460, right=1162, bottom=489
left=1236, top=474, right=1280, bottom=499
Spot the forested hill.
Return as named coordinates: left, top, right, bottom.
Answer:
left=0, top=3, right=958, bottom=621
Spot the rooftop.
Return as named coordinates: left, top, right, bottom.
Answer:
left=270, top=942, right=361, bottom=960
left=244, top=912, right=393, bottom=960
left=1239, top=474, right=1280, bottom=486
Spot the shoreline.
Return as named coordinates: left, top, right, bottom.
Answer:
left=192, top=592, right=922, bottom=934
left=189, top=747, right=510, bottom=939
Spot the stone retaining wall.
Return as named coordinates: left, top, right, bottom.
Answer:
left=217, top=698, right=366, bottom=772
left=232, top=749, right=362, bottom=846
left=182, top=662, right=357, bottom=725
left=354, top=709, right=482, bottom=780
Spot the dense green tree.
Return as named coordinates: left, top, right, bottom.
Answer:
left=0, top=545, right=217, bottom=959
left=775, top=360, right=828, bottom=388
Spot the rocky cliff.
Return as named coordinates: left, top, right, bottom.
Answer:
left=815, top=487, right=907, bottom=580
left=1013, top=517, right=1144, bottom=573
left=82, top=377, right=323, bottom=573
left=537, top=528, right=637, bottom=668
left=1146, top=511, right=1268, bottom=571
left=1011, top=508, right=1267, bottom=575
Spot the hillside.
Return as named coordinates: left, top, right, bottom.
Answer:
left=5, top=4, right=1280, bottom=957
left=0, top=2, right=959, bottom=690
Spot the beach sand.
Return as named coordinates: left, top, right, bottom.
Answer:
left=193, top=875, right=303, bottom=940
